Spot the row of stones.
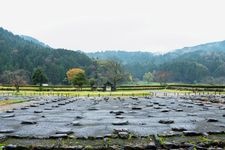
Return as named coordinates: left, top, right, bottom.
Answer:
left=0, top=143, right=157, bottom=150
left=184, top=95, right=225, bottom=104
left=2, top=133, right=225, bottom=150
left=3, top=143, right=225, bottom=150
left=1, top=125, right=224, bottom=139
left=3, top=95, right=224, bottom=115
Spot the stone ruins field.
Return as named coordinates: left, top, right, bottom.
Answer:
left=0, top=95, right=225, bottom=149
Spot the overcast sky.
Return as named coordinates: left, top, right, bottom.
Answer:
left=1, top=0, right=225, bottom=53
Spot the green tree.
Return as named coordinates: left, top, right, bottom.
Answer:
left=66, top=68, right=85, bottom=82
left=71, top=72, right=86, bottom=90
left=143, top=72, right=153, bottom=83
left=32, top=68, right=48, bottom=90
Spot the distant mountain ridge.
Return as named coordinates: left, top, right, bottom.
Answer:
left=88, top=40, right=225, bottom=64
left=88, top=40, right=225, bottom=82
left=174, top=40, right=225, bottom=54
left=88, top=51, right=155, bottom=64
left=161, top=40, right=225, bottom=62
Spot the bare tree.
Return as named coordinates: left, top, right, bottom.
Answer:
left=153, top=71, right=171, bottom=85
left=1, top=70, right=29, bottom=92
left=105, top=59, right=124, bottom=90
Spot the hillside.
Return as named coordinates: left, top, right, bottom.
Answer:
left=0, top=27, right=92, bottom=84
left=88, top=41, right=225, bottom=83
left=159, top=40, right=225, bottom=64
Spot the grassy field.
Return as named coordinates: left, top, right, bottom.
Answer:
left=0, top=90, right=151, bottom=97
left=1, top=83, right=225, bottom=97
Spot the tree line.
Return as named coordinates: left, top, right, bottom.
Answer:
left=0, top=59, right=128, bottom=91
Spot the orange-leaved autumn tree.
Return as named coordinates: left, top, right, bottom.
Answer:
left=66, top=68, right=85, bottom=82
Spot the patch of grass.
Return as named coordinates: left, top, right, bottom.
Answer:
left=160, top=135, right=225, bottom=145
left=199, top=136, right=210, bottom=143
left=2, top=137, right=154, bottom=148
left=159, top=137, right=166, bottom=145
left=0, top=99, right=26, bottom=106
left=0, top=144, right=4, bottom=150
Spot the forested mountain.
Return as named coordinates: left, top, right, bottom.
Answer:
left=160, top=49, right=225, bottom=83
left=159, top=40, right=225, bottom=64
left=88, top=41, right=225, bottom=84
left=0, top=27, right=92, bottom=84
left=20, top=35, right=50, bottom=48
left=1, top=26, right=225, bottom=85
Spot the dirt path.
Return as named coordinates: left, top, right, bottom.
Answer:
left=0, top=101, right=35, bottom=112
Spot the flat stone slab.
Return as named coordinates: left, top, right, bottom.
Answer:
left=146, top=104, right=153, bottom=107
left=154, top=106, right=162, bottom=109
left=172, top=127, right=187, bottom=132
left=21, top=120, right=37, bottom=125
left=131, top=107, right=142, bottom=110
left=118, top=131, right=129, bottom=139
left=207, top=130, right=225, bottom=134
left=88, top=107, right=98, bottom=111
left=1, top=114, right=15, bottom=118
left=72, top=121, right=81, bottom=126
left=113, top=128, right=129, bottom=134
left=161, top=109, right=171, bottom=112
left=116, top=116, right=125, bottom=119
left=110, top=110, right=124, bottom=115
left=175, top=109, right=183, bottom=112
left=56, top=129, right=74, bottom=135
left=50, top=134, right=68, bottom=138
left=30, top=104, right=38, bottom=107
left=0, top=129, right=15, bottom=133
left=187, top=113, right=197, bottom=116
left=207, top=118, right=219, bottom=122
left=5, top=110, right=14, bottom=113
left=159, top=120, right=174, bottom=124
left=183, top=131, right=203, bottom=136
left=112, top=121, right=129, bottom=125
left=21, top=107, right=29, bottom=110
left=76, top=116, right=83, bottom=119
left=34, top=110, right=43, bottom=113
